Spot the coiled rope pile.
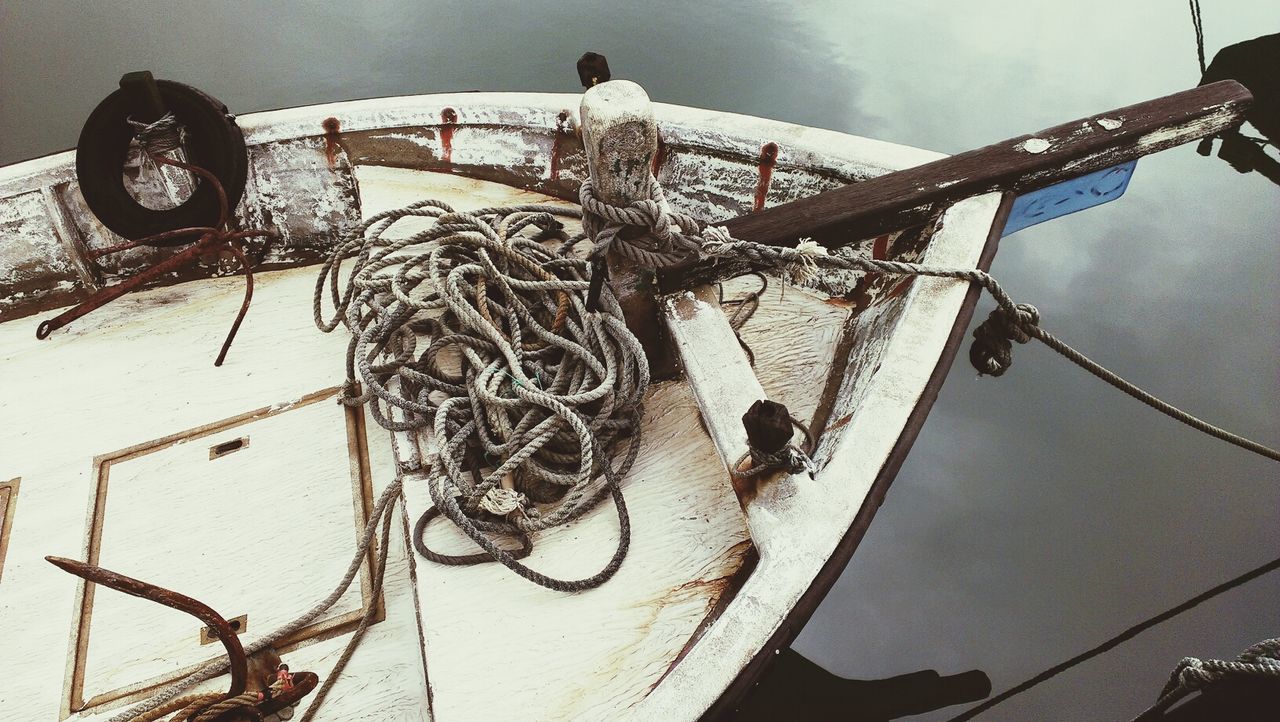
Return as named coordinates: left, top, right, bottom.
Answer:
left=314, top=200, right=648, bottom=592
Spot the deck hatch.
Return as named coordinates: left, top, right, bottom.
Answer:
left=63, top=388, right=381, bottom=714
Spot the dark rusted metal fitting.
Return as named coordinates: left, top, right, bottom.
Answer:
left=742, top=399, right=795, bottom=456
left=47, top=555, right=249, bottom=697
left=577, top=52, right=611, bottom=88
left=46, top=556, right=317, bottom=721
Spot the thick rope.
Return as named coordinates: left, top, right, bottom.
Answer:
left=579, top=176, right=702, bottom=268
left=1136, top=637, right=1280, bottom=719
left=314, top=200, right=647, bottom=592
left=945, top=554, right=1280, bottom=721
left=189, top=692, right=258, bottom=722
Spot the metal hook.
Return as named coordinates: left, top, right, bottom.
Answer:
left=46, top=556, right=249, bottom=697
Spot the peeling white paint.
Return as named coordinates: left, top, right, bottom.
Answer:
left=1097, top=117, right=1123, bottom=130
left=1019, top=137, right=1052, bottom=154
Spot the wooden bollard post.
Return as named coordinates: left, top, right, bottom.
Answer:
left=579, top=80, right=679, bottom=377
left=580, top=78, right=781, bottom=489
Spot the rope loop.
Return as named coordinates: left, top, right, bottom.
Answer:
left=741, top=445, right=816, bottom=478
left=733, top=413, right=817, bottom=480
left=579, top=176, right=702, bottom=269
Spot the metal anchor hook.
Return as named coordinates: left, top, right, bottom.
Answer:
left=46, top=556, right=316, bottom=722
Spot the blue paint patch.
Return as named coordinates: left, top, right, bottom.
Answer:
left=1003, top=160, right=1137, bottom=236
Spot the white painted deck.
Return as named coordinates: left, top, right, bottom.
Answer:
left=0, top=169, right=857, bottom=721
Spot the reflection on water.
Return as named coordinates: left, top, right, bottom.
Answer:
left=3, top=1, right=1277, bottom=719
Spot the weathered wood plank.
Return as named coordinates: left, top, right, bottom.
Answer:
left=635, top=191, right=1004, bottom=721
left=661, top=286, right=762, bottom=478
left=716, top=80, right=1251, bottom=248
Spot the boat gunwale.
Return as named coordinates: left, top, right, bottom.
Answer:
left=0, top=91, right=995, bottom=721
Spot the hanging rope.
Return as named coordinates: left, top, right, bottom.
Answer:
left=945, top=554, right=1280, bottom=721
left=1189, top=0, right=1207, bottom=75
left=314, top=199, right=647, bottom=592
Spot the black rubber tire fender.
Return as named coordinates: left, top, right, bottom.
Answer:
left=75, top=79, right=247, bottom=242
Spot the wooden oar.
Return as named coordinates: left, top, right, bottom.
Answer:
left=660, top=79, right=1253, bottom=291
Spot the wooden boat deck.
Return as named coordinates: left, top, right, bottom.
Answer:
left=0, top=90, right=1008, bottom=721
left=0, top=168, right=854, bottom=720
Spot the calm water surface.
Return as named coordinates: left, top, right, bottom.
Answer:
left=2, top=1, right=1276, bottom=719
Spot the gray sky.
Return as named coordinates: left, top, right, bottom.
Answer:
left=2, top=1, right=1276, bottom=719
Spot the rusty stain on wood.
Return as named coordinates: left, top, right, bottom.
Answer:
left=754, top=142, right=778, bottom=213
left=439, top=107, right=458, bottom=168
left=652, top=133, right=668, bottom=176
left=322, top=116, right=343, bottom=170
left=550, top=110, right=572, bottom=181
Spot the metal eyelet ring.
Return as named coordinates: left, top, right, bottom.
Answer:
left=75, top=79, right=247, bottom=242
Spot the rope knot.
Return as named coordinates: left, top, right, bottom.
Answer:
left=1168, top=656, right=1220, bottom=693
left=479, top=487, right=529, bottom=518
left=699, top=225, right=736, bottom=260
left=969, top=302, right=1041, bottom=377
left=780, top=238, right=829, bottom=285
left=578, top=176, right=703, bottom=271
left=750, top=445, right=816, bottom=477
left=127, top=113, right=184, bottom=155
